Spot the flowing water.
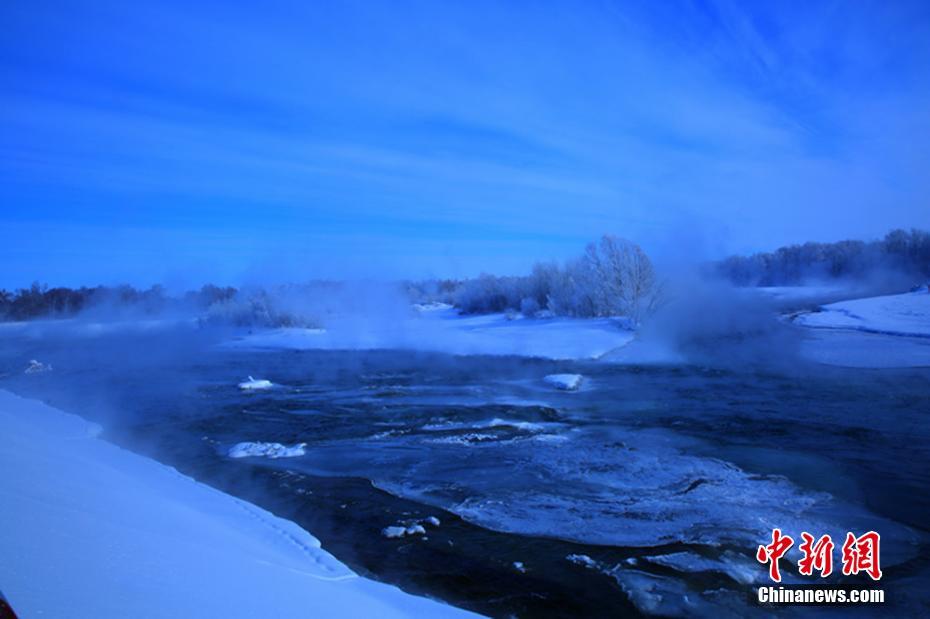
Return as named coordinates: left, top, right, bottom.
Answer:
left=2, top=325, right=928, bottom=617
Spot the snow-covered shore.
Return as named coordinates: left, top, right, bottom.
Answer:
left=226, top=307, right=635, bottom=360
left=0, top=390, right=476, bottom=618
left=794, top=290, right=930, bottom=337
left=793, top=291, right=930, bottom=368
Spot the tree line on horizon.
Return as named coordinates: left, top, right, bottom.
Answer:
left=715, top=228, right=930, bottom=286
left=0, top=283, right=237, bottom=322
left=3, top=228, right=928, bottom=323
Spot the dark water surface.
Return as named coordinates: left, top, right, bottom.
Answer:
left=2, top=326, right=929, bottom=617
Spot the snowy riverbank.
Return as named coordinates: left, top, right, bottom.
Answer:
left=793, top=290, right=930, bottom=337
left=226, top=306, right=635, bottom=360
left=793, top=290, right=930, bottom=368
left=0, top=390, right=476, bottom=618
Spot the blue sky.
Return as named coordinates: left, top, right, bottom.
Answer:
left=2, top=0, right=929, bottom=288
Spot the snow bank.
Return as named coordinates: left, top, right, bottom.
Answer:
left=794, top=291, right=930, bottom=337
left=0, top=390, right=476, bottom=618
left=225, top=308, right=634, bottom=361
left=543, top=373, right=583, bottom=391
left=238, top=376, right=273, bottom=390
left=228, top=441, right=306, bottom=459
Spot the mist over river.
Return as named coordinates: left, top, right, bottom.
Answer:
left=2, top=325, right=928, bottom=617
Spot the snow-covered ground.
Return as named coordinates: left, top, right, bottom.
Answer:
left=794, top=290, right=930, bottom=337
left=793, top=291, right=930, bottom=368
left=227, top=307, right=635, bottom=360
left=0, top=390, right=476, bottom=619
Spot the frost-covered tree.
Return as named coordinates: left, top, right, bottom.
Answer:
left=452, top=235, right=659, bottom=320
left=579, top=235, right=657, bottom=318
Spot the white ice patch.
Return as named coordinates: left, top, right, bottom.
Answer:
left=381, top=526, right=407, bottom=539
left=421, top=418, right=548, bottom=433
left=24, top=359, right=52, bottom=374
left=642, top=551, right=760, bottom=585
left=543, top=374, right=583, bottom=391
left=609, top=568, right=704, bottom=617
left=228, top=442, right=306, bottom=459
left=238, top=376, right=273, bottom=391
left=566, top=554, right=598, bottom=569
left=381, top=517, right=440, bottom=539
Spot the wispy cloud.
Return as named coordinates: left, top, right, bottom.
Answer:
left=1, top=0, right=929, bottom=286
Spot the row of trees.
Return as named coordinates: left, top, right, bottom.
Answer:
left=0, top=283, right=236, bottom=322
left=452, top=235, right=660, bottom=320
left=0, top=282, right=328, bottom=328
left=16, top=228, right=922, bottom=324
left=717, top=228, right=930, bottom=286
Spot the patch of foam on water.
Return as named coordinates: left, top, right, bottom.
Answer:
left=421, top=418, right=550, bottom=433
left=425, top=432, right=500, bottom=445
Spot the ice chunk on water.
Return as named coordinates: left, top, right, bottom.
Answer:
left=238, top=376, right=273, bottom=390
left=25, top=359, right=52, bottom=374
left=381, top=521, right=428, bottom=538
left=544, top=374, right=583, bottom=391
left=381, top=526, right=407, bottom=539
left=228, top=442, right=306, bottom=459
left=566, top=554, right=598, bottom=569
left=609, top=568, right=702, bottom=616
left=642, top=551, right=760, bottom=585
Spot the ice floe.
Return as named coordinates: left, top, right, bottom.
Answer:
left=24, top=359, right=52, bottom=374
left=228, top=442, right=306, bottom=459
left=381, top=517, right=441, bottom=539
left=238, top=376, right=273, bottom=391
